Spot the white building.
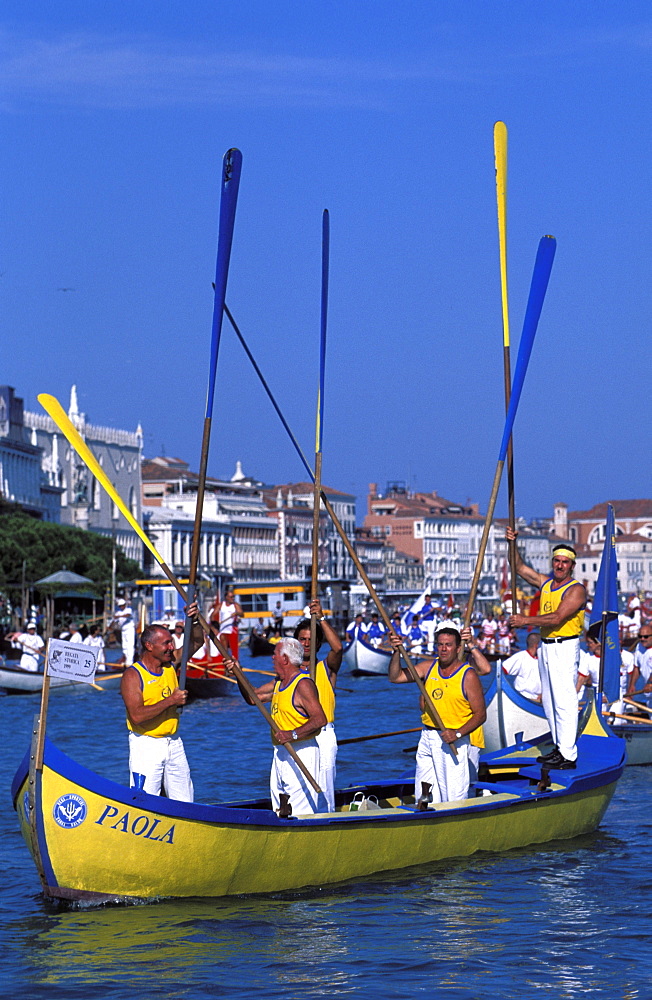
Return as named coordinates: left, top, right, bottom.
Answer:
left=0, top=386, right=61, bottom=520
left=25, top=386, right=143, bottom=565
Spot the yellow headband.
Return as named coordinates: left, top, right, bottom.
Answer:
left=553, top=547, right=576, bottom=562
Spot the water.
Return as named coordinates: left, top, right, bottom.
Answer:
left=1, top=649, right=650, bottom=999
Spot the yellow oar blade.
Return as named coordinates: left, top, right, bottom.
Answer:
left=37, top=393, right=165, bottom=567
left=493, top=120, right=510, bottom=348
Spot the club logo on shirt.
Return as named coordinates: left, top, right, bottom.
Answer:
left=53, top=793, right=87, bottom=829
left=432, top=688, right=444, bottom=700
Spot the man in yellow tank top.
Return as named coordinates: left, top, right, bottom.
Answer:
left=227, top=636, right=327, bottom=815
left=121, top=617, right=200, bottom=801
left=389, top=624, right=487, bottom=804
left=507, top=526, right=586, bottom=769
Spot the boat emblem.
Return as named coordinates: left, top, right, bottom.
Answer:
left=53, top=793, right=87, bottom=829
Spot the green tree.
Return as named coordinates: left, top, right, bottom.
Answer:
left=0, top=513, right=139, bottom=593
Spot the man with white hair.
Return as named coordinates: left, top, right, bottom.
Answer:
left=228, top=636, right=326, bottom=815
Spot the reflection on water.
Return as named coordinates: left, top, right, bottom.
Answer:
left=1, top=649, right=651, bottom=998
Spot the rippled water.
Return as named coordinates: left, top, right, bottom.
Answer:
left=1, top=651, right=650, bottom=999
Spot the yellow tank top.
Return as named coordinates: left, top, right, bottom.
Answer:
left=271, top=672, right=318, bottom=743
left=421, top=660, right=476, bottom=735
left=540, top=577, right=585, bottom=639
left=126, top=661, right=179, bottom=737
left=302, top=659, right=335, bottom=724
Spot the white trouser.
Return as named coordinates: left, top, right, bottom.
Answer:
left=271, top=739, right=319, bottom=816
left=414, top=729, right=471, bottom=804
left=468, top=743, right=481, bottom=783
left=20, top=653, right=39, bottom=672
left=122, top=625, right=136, bottom=666
left=128, top=732, right=194, bottom=801
left=316, top=723, right=338, bottom=812
left=538, top=639, right=580, bottom=761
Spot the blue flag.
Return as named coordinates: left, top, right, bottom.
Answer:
left=588, top=504, right=620, bottom=702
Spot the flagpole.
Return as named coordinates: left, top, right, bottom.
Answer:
left=494, top=121, right=519, bottom=615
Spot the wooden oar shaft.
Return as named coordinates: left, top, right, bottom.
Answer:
left=609, top=711, right=652, bottom=726
left=339, top=727, right=422, bottom=746
left=179, top=416, right=212, bottom=690
left=319, top=491, right=451, bottom=749
left=464, top=460, right=505, bottom=630
left=309, top=451, right=322, bottom=681
left=623, top=697, right=652, bottom=716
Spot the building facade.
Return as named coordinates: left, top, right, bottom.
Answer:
left=24, top=386, right=143, bottom=564
left=364, top=483, right=496, bottom=597
left=0, top=385, right=62, bottom=520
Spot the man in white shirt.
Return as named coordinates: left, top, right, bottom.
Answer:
left=83, top=624, right=106, bottom=670
left=501, top=633, right=542, bottom=702
left=626, top=625, right=652, bottom=705
left=112, top=598, right=136, bottom=666
left=68, top=623, right=83, bottom=643
left=479, top=612, right=499, bottom=652
left=9, top=622, right=45, bottom=672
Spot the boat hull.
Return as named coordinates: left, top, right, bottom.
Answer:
left=12, top=701, right=625, bottom=902
left=349, top=637, right=392, bottom=676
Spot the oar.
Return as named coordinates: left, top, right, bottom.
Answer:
left=339, top=727, right=422, bottom=746
left=179, top=147, right=242, bottom=693
left=222, top=309, right=450, bottom=747
left=623, top=697, right=652, bottom=716
left=609, top=712, right=652, bottom=726
left=36, top=393, right=321, bottom=795
left=463, top=235, right=556, bottom=633
left=494, top=121, right=518, bottom=616
left=310, top=209, right=329, bottom=681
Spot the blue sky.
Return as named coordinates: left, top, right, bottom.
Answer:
left=1, top=3, right=649, bottom=522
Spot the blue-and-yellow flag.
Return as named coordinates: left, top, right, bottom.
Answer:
left=588, top=504, right=620, bottom=702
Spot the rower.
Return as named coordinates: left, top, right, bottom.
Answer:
left=388, top=623, right=486, bottom=805
left=507, top=526, right=586, bottom=770
left=226, top=637, right=327, bottom=816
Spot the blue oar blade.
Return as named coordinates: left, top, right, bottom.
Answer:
left=498, top=235, right=556, bottom=461
left=206, top=148, right=243, bottom=419
left=316, top=209, right=330, bottom=454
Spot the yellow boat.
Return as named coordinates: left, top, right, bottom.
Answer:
left=12, top=698, right=625, bottom=904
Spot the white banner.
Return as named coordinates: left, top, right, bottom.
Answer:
left=47, top=638, right=97, bottom=685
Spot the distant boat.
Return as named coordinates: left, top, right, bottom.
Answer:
left=343, top=635, right=392, bottom=676
left=12, top=696, right=625, bottom=903
left=0, top=661, right=122, bottom=695
left=484, top=668, right=652, bottom=766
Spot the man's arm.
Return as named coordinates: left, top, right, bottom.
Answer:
left=505, top=526, right=547, bottom=589
left=387, top=632, right=429, bottom=683
left=309, top=598, right=343, bottom=680
left=173, top=601, right=206, bottom=665
left=461, top=628, right=492, bottom=676
left=510, top=582, right=586, bottom=632
left=275, top=676, right=327, bottom=744
left=121, top=668, right=187, bottom=726
left=223, top=657, right=275, bottom=704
